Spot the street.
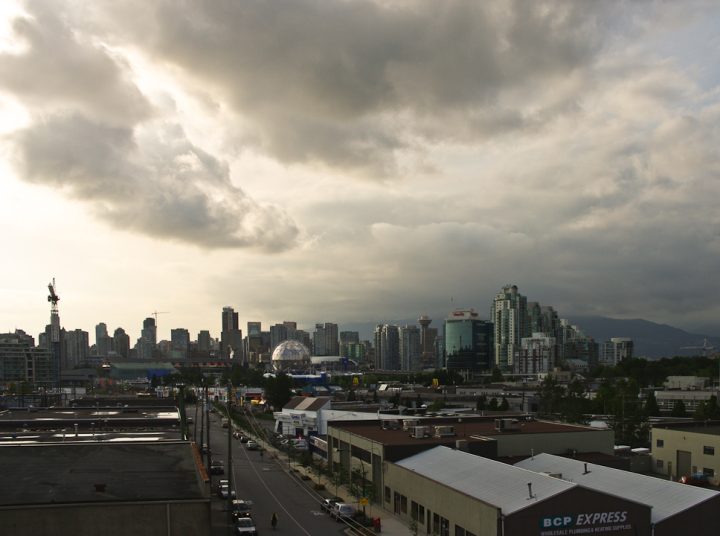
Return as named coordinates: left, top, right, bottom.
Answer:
left=195, top=406, right=349, bottom=536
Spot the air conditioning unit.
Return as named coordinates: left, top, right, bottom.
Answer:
left=433, top=425, right=455, bottom=437
left=411, top=426, right=427, bottom=439
left=382, top=419, right=400, bottom=430
left=403, top=419, right=420, bottom=431
left=494, top=418, right=519, bottom=432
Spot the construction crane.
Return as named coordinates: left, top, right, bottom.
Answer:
left=47, top=279, right=61, bottom=383
left=151, top=311, right=170, bottom=322
left=680, top=339, right=717, bottom=357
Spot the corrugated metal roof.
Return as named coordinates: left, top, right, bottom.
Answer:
left=395, top=446, right=575, bottom=515
left=283, top=396, right=332, bottom=411
left=514, top=453, right=719, bottom=523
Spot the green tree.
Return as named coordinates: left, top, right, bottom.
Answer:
left=670, top=399, right=689, bottom=418
left=487, top=397, right=499, bottom=411
left=264, top=372, right=295, bottom=410
left=538, top=375, right=565, bottom=417
left=328, top=465, right=349, bottom=497
left=499, top=397, right=509, bottom=411
left=206, top=373, right=216, bottom=386
left=347, top=389, right=357, bottom=402
left=476, top=395, right=486, bottom=411
left=561, top=379, right=590, bottom=425
left=693, top=395, right=720, bottom=421
left=490, top=366, right=503, bottom=383
left=607, top=379, right=650, bottom=446
left=645, top=390, right=661, bottom=417
left=150, top=374, right=159, bottom=388
left=430, top=398, right=446, bottom=411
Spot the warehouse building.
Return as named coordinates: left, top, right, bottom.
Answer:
left=651, top=420, right=720, bottom=483
left=515, top=453, right=720, bottom=536
left=0, top=441, right=210, bottom=536
left=386, top=446, right=652, bottom=536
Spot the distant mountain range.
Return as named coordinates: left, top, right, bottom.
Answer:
left=566, top=316, right=720, bottom=360
left=341, top=315, right=720, bottom=361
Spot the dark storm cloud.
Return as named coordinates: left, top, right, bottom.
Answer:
left=1, top=0, right=301, bottom=251
left=101, top=0, right=607, bottom=173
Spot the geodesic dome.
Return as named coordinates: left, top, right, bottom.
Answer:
left=271, top=340, right=311, bottom=371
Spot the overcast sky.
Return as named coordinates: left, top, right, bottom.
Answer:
left=2, top=0, right=720, bottom=344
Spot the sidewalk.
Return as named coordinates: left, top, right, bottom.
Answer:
left=258, top=438, right=413, bottom=536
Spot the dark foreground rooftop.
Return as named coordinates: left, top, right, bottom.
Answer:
left=0, top=441, right=205, bottom=506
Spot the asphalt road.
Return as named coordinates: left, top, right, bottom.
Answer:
left=195, top=407, right=348, bottom=536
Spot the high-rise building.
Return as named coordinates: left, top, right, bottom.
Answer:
left=141, top=318, right=157, bottom=347
left=443, top=308, right=494, bottom=376
left=171, top=328, right=190, bottom=358
left=283, top=321, right=297, bottom=331
left=374, top=324, right=400, bottom=370
left=221, top=307, right=241, bottom=358
left=198, top=330, right=212, bottom=352
left=340, top=343, right=367, bottom=364
left=564, top=330, right=600, bottom=368
left=340, top=331, right=360, bottom=346
left=313, top=323, right=339, bottom=356
left=98, top=333, right=115, bottom=356
left=247, top=322, right=262, bottom=336
left=0, top=332, right=54, bottom=384
left=417, top=315, right=438, bottom=370
left=490, top=285, right=529, bottom=370
left=114, top=328, right=130, bottom=359
left=270, top=324, right=288, bottom=353
left=513, top=333, right=559, bottom=375
left=95, top=323, right=108, bottom=347
left=136, top=337, right=154, bottom=360
left=602, top=338, right=634, bottom=366
left=65, top=329, right=89, bottom=368
left=399, top=325, right=421, bottom=371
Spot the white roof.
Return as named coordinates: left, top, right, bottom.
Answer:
left=514, top=453, right=719, bottom=524
left=395, top=447, right=575, bottom=515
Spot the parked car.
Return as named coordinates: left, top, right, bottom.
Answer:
left=210, top=461, right=224, bottom=475
left=218, top=480, right=229, bottom=491
left=321, top=497, right=342, bottom=513
left=232, top=500, right=252, bottom=519
left=219, top=485, right=237, bottom=499
left=680, top=474, right=709, bottom=486
left=330, top=502, right=356, bottom=522
left=187, top=417, right=193, bottom=424
left=246, top=440, right=258, bottom=450
left=235, top=517, right=258, bottom=535
left=240, top=436, right=249, bottom=443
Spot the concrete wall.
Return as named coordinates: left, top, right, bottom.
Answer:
left=493, top=428, right=615, bottom=457
left=651, top=426, right=720, bottom=482
left=0, top=500, right=211, bottom=536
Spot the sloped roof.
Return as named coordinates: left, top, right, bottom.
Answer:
left=395, top=446, right=575, bottom=515
left=283, top=396, right=332, bottom=411
left=514, top=453, right=719, bottom=524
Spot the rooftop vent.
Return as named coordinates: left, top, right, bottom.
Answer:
left=403, top=419, right=420, bottom=431
left=433, top=425, right=455, bottom=438
left=494, top=418, right=519, bottom=432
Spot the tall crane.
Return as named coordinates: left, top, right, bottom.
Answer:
left=150, top=311, right=169, bottom=341
left=680, top=339, right=717, bottom=357
left=47, top=279, right=61, bottom=383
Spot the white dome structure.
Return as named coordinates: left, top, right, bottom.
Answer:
left=271, top=340, right=311, bottom=371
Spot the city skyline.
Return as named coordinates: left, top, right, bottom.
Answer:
left=3, top=2, right=720, bottom=343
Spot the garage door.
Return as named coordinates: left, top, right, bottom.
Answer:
left=677, top=450, right=692, bottom=478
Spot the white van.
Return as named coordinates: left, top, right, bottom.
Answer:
left=331, top=502, right=356, bottom=522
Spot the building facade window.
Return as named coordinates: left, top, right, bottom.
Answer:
left=401, top=495, right=408, bottom=514
left=385, top=486, right=391, bottom=504
left=656, top=439, right=664, bottom=448
left=703, top=467, right=714, bottom=477
left=704, top=446, right=715, bottom=456
left=656, top=459, right=664, bottom=468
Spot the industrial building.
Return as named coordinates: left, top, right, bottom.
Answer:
left=651, top=420, right=720, bottom=483
left=0, top=441, right=211, bottom=536
left=386, top=447, right=652, bottom=536
left=515, top=453, right=720, bottom=536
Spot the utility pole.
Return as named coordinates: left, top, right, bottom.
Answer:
left=206, top=384, right=211, bottom=472
left=227, top=381, right=233, bottom=527
left=178, top=384, right=186, bottom=440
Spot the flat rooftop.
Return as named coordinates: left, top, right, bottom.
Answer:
left=653, top=421, right=720, bottom=437
left=0, top=441, right=205, bottom=506
left=329, top=416, right=602, bottom=445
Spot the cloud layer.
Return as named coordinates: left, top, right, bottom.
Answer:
left=3, top=0, right=720, bottom=338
